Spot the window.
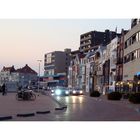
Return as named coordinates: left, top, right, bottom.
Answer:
left=131, top=52, right=135, bottom=60
left=129, top=38, right=132, bottom=46
left=125, top=41, right=127, bottom=48
left=46, top=53, right=52, bottom=64
left=139, top=32, right=140, bottom=41
left=132, top=34, right=136, bottom=44
left=136, top=32, right=139, bottom=42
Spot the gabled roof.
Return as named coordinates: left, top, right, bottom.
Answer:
left=1, top=65, right=16, bottom=73
left=16, top=64, right=37, bottom=75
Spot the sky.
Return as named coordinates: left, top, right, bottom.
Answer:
left=0, top=19, right=131, bottom=75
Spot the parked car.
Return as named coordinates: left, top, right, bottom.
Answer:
left=70, top=87, right=84, bottom=95
left=52, top=86, right=70, bottom=96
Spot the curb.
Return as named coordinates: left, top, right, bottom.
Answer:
left=0, top=116, right=12, bottom=121
left=36, top=111, right=51, bottom=114
left=55, top=107, right=64, bottom=110
left=63, top=106, right=67, bottom=109
left=17, top=113, right=35, bottom=117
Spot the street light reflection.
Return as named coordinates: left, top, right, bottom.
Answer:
left=79, top=96, right=83, bottom=103
left=56, top=96, right=60, bottom=100
left=72, top=96, right=76, bottom=103
left=65, top=96, right=69, bottom=103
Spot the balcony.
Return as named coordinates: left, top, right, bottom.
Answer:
left=80, top=36, right=92, bottom=41
left=80, top=42, right=91, bottom=47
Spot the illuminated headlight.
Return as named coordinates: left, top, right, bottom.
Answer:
left=51, top=90, right=54, bottom=92
left=65, top=90, right=69, bottom=94
left=80, top=90, right=83, bottom=94
left=73, top=90, right=76, bottom=94
left=55, top=89, right=61, bottom=96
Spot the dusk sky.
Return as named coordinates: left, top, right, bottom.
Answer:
left=0, top=19, right=131, bottom=75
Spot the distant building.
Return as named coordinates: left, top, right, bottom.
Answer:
left=0, top=64, right=37, bottom=91
left=16, top=64, right=37, bottom=87
left=0, top=65, right=16, bottom=84
left=44, top=49, right=71, bottom=86
left=79, top=30, right=119, bottom=53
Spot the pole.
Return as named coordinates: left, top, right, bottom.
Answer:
left=37, top=60, right=42, bottom=93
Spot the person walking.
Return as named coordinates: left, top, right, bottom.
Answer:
left=2, top=83, right=6, bottom=96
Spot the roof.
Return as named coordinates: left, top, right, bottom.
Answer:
left=16, top=64, right=37, bottom=75
left=1, top=66, right=16, bottom=73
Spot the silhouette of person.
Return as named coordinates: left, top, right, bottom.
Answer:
left=2, top=83, right=6, bottom=96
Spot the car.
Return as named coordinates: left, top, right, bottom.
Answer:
left=52, top=86, right=70, bottom=96
left=70, top=88, right=84, bottom=95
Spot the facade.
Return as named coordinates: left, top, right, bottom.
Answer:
left=44, top=49, right=71, bottom=75
left=0, top=66, right=16, bottom=84
left=108, top=37, right=119, bottom=91
left=123, top=20, right=140, bottom=81
left=68, top=50, right=79, bottom=88
left=0, top=64, right=37, bottom=91
left=68, top=50, right=87, bottom=90
left=92, top=46, right=106, bottom=93
left=16, top=64, right=37, bottom=87
left=116, top=29, right=128, bottom=82
left=79, top=30, right=119, bottom=53
left=102, top=43, right=110, bottom=94
left=44, top=49, right=71, bottom=86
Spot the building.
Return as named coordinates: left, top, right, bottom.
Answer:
left=102, top=45, right=110, bottom=94
left=116, top=29, right=128, bottom=82
left=90, top=45, right=106, bottom=93
left=108, top=36, right=120, bottom=91
left=79, top=30, right=119, bottom=53
left=16, top=64, right=37, bottom=87
left=44, top=49, right=71, bottom=87
left=123, top=19, right=140, bottom=81
left=0, top=65, right=16, bottom=84
left=0, top=64, right=37, bottom=92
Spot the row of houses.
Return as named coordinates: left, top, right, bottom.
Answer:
left=68, top=19, right=140, bottom=94
left=0, top=64, right=37, bottom=92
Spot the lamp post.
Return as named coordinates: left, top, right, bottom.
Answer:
left=37, top=60, right=42, bottom=93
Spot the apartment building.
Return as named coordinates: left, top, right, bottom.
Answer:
left=79, top=30, right=118, bottom=53
left=123, top=19, right=140, bottom=81
left=44, top=49, right=71, bottom=86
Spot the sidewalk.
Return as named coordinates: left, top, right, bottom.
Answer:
left=88, top=94, right=140, bottom=113
left=0, top=92, right=60, bottom=117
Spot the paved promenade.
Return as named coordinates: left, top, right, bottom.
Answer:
left=0, top=92, right=60, bottom=120
left=1, top=92, right=140, bottom=121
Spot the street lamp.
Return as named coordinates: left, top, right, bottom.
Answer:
left=37, top=60, right=42, bottom=93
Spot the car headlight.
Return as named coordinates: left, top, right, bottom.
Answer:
left=65, top=90, right=69, bottom=94
left=51, top=90, right=54, bottom=92
left=55, top=89, right=61, bottom=95
left=73, top=90, right=76, bottom=94
left=80, top=90, right=83, bottom=94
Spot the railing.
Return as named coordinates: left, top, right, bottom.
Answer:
left=80, top=36, right=91, bottom=41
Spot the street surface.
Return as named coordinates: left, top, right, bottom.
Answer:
left=0, top=92, right=140, bottom=121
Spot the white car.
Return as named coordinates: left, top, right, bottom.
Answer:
left=71, top=88, right=84, bottom=95
left=52, top=87, right=70, bottom=96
